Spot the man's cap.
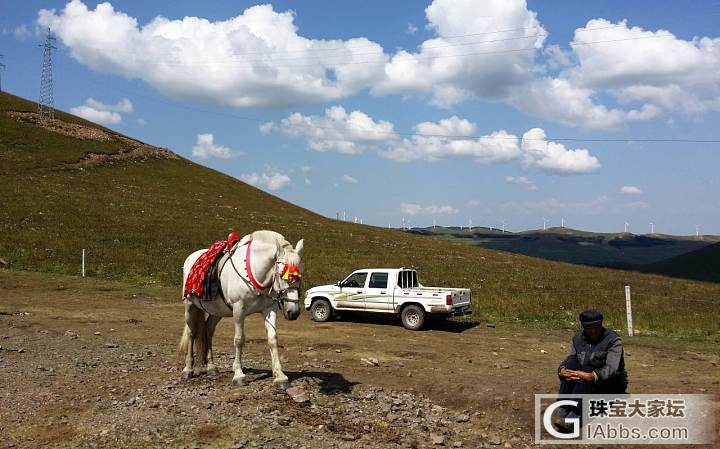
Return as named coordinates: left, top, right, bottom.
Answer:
left=579, top=309, right=604, bottom=326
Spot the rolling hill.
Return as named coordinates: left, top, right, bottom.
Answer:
left=1, top=91, right=718, bottom=339
left=641, top=242, right=720, bottom=283
left=408, top=226, right=718, bottom=270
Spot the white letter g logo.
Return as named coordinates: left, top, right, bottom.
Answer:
left=543, top=400, right=580, bottom=439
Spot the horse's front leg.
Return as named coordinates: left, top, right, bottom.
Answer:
left=231, top=304, right=248, bottom=386
left=204, top=314, right=222, bottom=377
left=263, top=305, right=289, bottom=390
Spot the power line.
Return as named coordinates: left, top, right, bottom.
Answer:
left=150, top=30, right=671, bottom=68
left=38, top=28, right=57, bottom=119
left=219, top=32, right=551, bottom=65
left=220, top=24, right=627, bottom=59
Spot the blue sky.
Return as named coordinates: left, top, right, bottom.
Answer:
left=1, top=0, right=719, bottom=235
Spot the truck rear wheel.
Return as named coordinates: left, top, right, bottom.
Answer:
left=311, top=299, right=333, bottom=322
left=401, top=305, right=426, bottom=330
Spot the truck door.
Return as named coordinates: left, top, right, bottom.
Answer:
left=364, top=271, right=392, bottom=311
left=336, top=271, right=368, bottom=310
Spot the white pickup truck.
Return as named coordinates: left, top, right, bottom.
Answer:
left=303, top=268, right=472, bottom=330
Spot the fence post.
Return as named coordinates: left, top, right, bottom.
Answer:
left=82, top=249, right=86, bottom=277
left=624, top=285, right=634, bottom=337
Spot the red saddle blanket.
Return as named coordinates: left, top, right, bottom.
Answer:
left=183, top=240, right=231, bottom=299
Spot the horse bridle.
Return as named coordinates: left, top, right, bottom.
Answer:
left=224, top=240, right=302, bottom=308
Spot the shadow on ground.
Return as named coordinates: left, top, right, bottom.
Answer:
left=330, top=312, right=481, bottom=333
left=241, top=367, right=358, bottom=394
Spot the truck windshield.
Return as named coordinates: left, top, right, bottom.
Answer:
left=398, top=270, right=418, bottom=289
left=342, top=272, right=367, bottom=288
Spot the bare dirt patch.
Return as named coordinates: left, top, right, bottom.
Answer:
left=7, top=110, right=115, bottom=141
left=6, top=110, right=179, bottom=168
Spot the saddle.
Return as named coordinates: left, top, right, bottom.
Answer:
left=202, top=252, right=229, bottom=301
left=183, top=232, right=241, bottom=300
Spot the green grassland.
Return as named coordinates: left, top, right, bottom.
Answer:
left=1, top=92, right=718, bottom=341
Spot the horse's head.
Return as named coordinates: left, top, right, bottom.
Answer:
left=273, top=239, right=304, bottom=321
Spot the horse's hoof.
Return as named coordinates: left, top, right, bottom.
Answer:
left=232, top=376, right=248, bottom=387
left=206, top=367, right=220, bottom=378
left=180, top=370, right=195, bottom=381
left=274, top=380, right=290, bottom=391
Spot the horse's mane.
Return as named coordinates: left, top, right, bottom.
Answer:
left=251, top=230, right=301, bottom=265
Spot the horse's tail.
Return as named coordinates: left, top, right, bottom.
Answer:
left=178, top=304, right=207, bottom=364
left=178, top=322, right=191, bottom=357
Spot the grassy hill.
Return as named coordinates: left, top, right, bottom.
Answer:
left=1, top=91, right=718, bottom=339
left=409, top=226, right=718, bottom=270
left=641, top=242, right=720, bottom=283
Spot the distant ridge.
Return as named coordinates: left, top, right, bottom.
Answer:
left=641, top=242, right=720, bottom=283
left=406, top=225, right=718, bottom=269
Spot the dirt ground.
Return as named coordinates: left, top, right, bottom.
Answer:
left=1, top=269, right=718, bottom=449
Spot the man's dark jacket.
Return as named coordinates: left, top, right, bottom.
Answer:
left=560, top=328, right=628, bottom=388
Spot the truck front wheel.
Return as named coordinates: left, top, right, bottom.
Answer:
left=401, top=305, right=426, bottom=330
left=311, top=299, right=333, bottom=322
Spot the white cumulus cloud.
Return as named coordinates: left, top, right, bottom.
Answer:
left=69, top=97, right=133, bottom=124
left=39, top=0, right=386, bottom=108
left=240, top=171, right=291, bottom=191
left=620, top=185, right=642, bottom=195
left=269, top=108, right=600, bottom=174
left=269, top=106, right=397, bottom=155
left=505, top=175, right=538, bottom=191
left=343, top=175, right=359, bottom=184
left=505, top=175, right=532, bottom=185
left=191, top=133, right=239, bottom=160
left=372, top=0, right=546, bottom=109
left=381, top=116, right=520, bottom=163
left=401, top=202, right=458, bottom=215
left=521, top=128, right=601, bottom=175
left=565, top=19, right=720, bottom=116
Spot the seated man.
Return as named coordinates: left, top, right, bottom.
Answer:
left=558, top=309, right=628, bottom=395
left=554, top=310, right=628, bottom=431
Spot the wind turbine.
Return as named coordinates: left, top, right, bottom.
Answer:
left=501, top=220, right=507, bottom=233
left=561, top=217, right=565, bottom=228
left=468, top=218, right=473, bottom=232
left=543, top=218, right=548, bottom=231
left=649, top=222, right=654, bottom=234
left=696, top=225, right=702, bottom=240
left=624, top=222, right=630, bottom=233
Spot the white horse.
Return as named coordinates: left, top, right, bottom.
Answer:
left=179, top=230, right=303, bottom=390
